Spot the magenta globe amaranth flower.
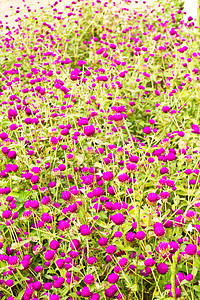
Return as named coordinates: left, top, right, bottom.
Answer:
left=157, top=263, right=169, bottom=275
left=84, top=125, right=95, bottom=137
left=50, top=240, right=60, bottom=250
left=87, top=257, right=96, bottom=265
left=107, top=273, right=119, bottom=283
left=158, top=241, right=170, bottom=255
left=111, top=213, right=125, bottom=225
left=146, top=193, right=160, bottom=206
left=32, top=281, right=42, bottom=291
left=7, top=151, right=16, bottom=159
left=144, top=258, right=156, bottom=267
left=126, top=232, right=135, bottom=242
left=98, top=237, right=108, bottom=247
left=135, top=231, right=146, bottom=240
left=143, top=126, right=151, bottom=134
left=102, top=171, right=114, bottom=181
left=154, top=223, right=165, bottom=238
left=84, top=274, right=95, bottom=285
left=50, top=295, right=60, bottom=300
left=169, top=287, right=181, bottom=298
left=118, top=173, right=129, bottom=183
left=81, top=286, right=92, bottom=297
left=44, top=250, right=55, bottom=261
left=185, top=244, right=197, bottom=256
left=62, top=191, right=71, bottom=201
left=106, top=245, right=117, bottom=254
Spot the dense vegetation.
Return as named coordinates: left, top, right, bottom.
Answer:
left=0, top=0, right=200, bottom=299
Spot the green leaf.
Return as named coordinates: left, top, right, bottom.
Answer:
left=194, top=286, right=200, bottom=292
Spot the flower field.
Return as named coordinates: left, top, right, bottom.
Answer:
left=0, top=0, right=200, bottom=299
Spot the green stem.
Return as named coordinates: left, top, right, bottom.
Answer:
left=198, top=0, right=200, bottom=31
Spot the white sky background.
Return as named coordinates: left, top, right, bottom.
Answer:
left=184, top=0, right=198, bottom=21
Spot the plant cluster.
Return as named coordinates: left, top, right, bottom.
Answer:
left=0, top=0, right=200, bottom=299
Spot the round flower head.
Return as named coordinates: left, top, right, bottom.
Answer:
left=44, top=250, right=55, bottom=261
left=50, top=240, right=60, bottom=250
left=158, top=242, right=170, bottom=255
left=50, top=295, right=60, bottom=300
left=154, top=223, right=165, bottom=238
left=53, top=277, right=65, bottom=288
left=175, top=273, right=185, bottom=286
left=118, top=258, right=128, bottom=267
left=106, top=245, right=117, bottom=255
left=33, top=281, right=42, bottom=291
left=87, top=257, right=96, bottom=265
left=55, top=259, right=65, bottom=269
left=62, top=191, right=71, bottom=201
left=7, top=151, right=17, bottom=159
left=107, top=273, right=119, bottom=284
left=169, top=287, right=181, bottom=298
left=105, top=287, right=116, bottom=298
left=90, top=294, right=100, bottom=300
left=111, top=213, right=125, bottom=225
left=93, top=187, right=104, bottom=197
left=169, top=241, right=179, bottom=253
left=81, top=286, right=92, bottom=297
left=8, top=256, right=19, bottom=266
left=84, top=274, right=95, bottom=285
left=185, top=244, right=197, bottom=256
left=144, top=258, right=156, bottom=267
left=126, top=232, right=135, bottom=242
left=79, top=224, right=91, bottom=236
left=135, top=231, right=146, bottom=240
left=146, top=193, right=160, bottom=206
left=84, top=125, right=95, bottom=137
left=70, top=239, right=80, bottom=250
left=185, top=273, right=193, bottom=281
left=102, top=171, right=114, bottom=181
left=98, top=237, right=108, bottom=247
left=157, top=263, right=169, bottom=275
left=118, top=173, right=129, bottom=183
left=2, top=210, right=12, bottom=219
left=143, top=126, right=151, bottom=134
left=185, top=210, right=196, bottom=221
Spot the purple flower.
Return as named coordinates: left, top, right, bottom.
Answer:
left=84, top=125, right=95, bottom=137
left=84, top=274, right=95, bottom=285
left=62, top=191, right=71, bottom=201
left=144, top=258, right=156, bottom=267
left=44, top=250, right=55, bottom=261
left=135, top=231, right=146, bottom=240
left=143, top=126, right=151, bottom=134
left=111, top=213, right=125, bottom=225
left=50, top=240, right=60, bottom=250
left=98, top=237, right=108, bottom=247
left=103, top=171, right=114, bottom=181
left=118, top=173, right=129, bottom=183
left=185, top=244, right=197, bottom=256
left=146, top=193, right=160, bottom=206
left=169, top=287, right=181, bottom=298
left=106, top=245, right=117, bottom=254
left=105, top=287, right=117, bottom=298
left=81, top=286, right=92, bottom=297
left=156, top=263, right=169, bottom=274
left=7, top=151, right=16, bottom=159
left=87, top=257, right=96, bottom=265
left=126, top=232, right=135, bottom=242
left=33, top=281, right=42, bottom=291
left=2, top=210, right=12, bottom=219
left=107, top=273, right=119, bottom=283
left=50, top=295, right=60, bottom=300
left=185, top=273, right=193, bottom=281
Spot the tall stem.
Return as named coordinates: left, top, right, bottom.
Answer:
left=198, top=0, right=200, bottom=30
